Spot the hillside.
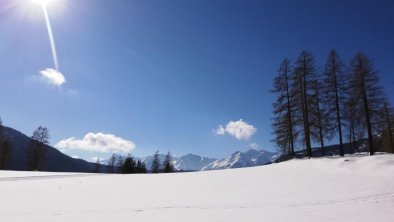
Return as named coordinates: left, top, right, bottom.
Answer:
left=2, top=127, right=107, bottom=172
left=0, top=154, right=393, bottom=221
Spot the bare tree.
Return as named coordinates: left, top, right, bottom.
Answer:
left=310, top=79, right=330, bottom=156
left=348, top=53, right=385, bottom=155
left=343, top=95, right=364, bottom=153
left=292, top=51, right=318, bottom=158
left=271, top=58, right=296, bottom=157
left=322, top=50, right=347, bottom=156
left=28, top=126, right=50, bottom=171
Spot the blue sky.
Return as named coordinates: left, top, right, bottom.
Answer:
left=0, top=0, right=393, bottom=161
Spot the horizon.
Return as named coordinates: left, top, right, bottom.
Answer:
left=1, top=0, right=394, bottom=162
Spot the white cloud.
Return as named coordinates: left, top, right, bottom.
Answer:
left=39, top=68, right=66, bottom=86
left=215, top=125, right=226, bottom=135
left=215, top=119, right=257, bottom=141
left=55, top=132, right=136, bottom=153
left=72, top=155, right=79, bottom=159
left=249, top=143, right=259, bottom=150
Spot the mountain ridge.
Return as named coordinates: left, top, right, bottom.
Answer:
left=202, top=149, right=278, bottom=170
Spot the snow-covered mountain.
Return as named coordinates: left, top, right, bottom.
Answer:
left=202, top=149, right=277, bottom=170
left=141, top=150, right=277, bottom=171
left=174, top=154, right=217, bottom=171
left=141, top=154, right=217, bottom=171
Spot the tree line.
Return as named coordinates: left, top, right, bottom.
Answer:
left=106, top=150, right=175, bottom=174
left=272, top=50, right=394, bottom=158
left=105, top=153, right=147, bottom=174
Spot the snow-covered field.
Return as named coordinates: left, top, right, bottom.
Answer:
left=1, top=154, right=393, bottom=222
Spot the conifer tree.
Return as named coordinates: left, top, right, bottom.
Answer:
left=121, top=155, right=136, bottom=174
left=151, top=151, right=160, bottom=173
left=348, top=53, right=385, bottom=155
left=271, top=58, right=295, bottom=157
left=292, top=51, right=318, bottom=158
left=163, top=151, right=175, bottom=173
left=322, top=50, right=347, bottom=156
left=136, top=160, right=147, bottom=173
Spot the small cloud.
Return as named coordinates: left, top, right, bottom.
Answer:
left=39, top=68, right=66, bottom=86
left=55, top=132, right=136, bottom=153
left=215, top=119, right=257, bottom=141
left=72, top=155, right=79, bottom=159
left=249, top=143, right=259, bottom=150
left=215, top=125, right=226, bottom=135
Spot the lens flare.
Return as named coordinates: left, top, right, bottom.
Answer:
left=41, top=3, right=59, bottom=70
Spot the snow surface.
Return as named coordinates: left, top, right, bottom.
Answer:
left=1, top=153, right=393, bottom=221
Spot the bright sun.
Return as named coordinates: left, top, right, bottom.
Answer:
left=31, top=0, right=56, bottom=5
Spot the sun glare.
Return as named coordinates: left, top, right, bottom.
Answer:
left=31, top=0, right=55, bottom=5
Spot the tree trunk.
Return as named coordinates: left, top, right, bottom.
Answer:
left=316, top=91, right=325, bottom=156
left=385, top=103, right=394, bottom=153
left=285, top=67, right=295, bottom=158
left=333, top=67, right=344, bottom=156
left=303, top=60, right=312, bottom=158
left=360, top=72, right=374, bottom=155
